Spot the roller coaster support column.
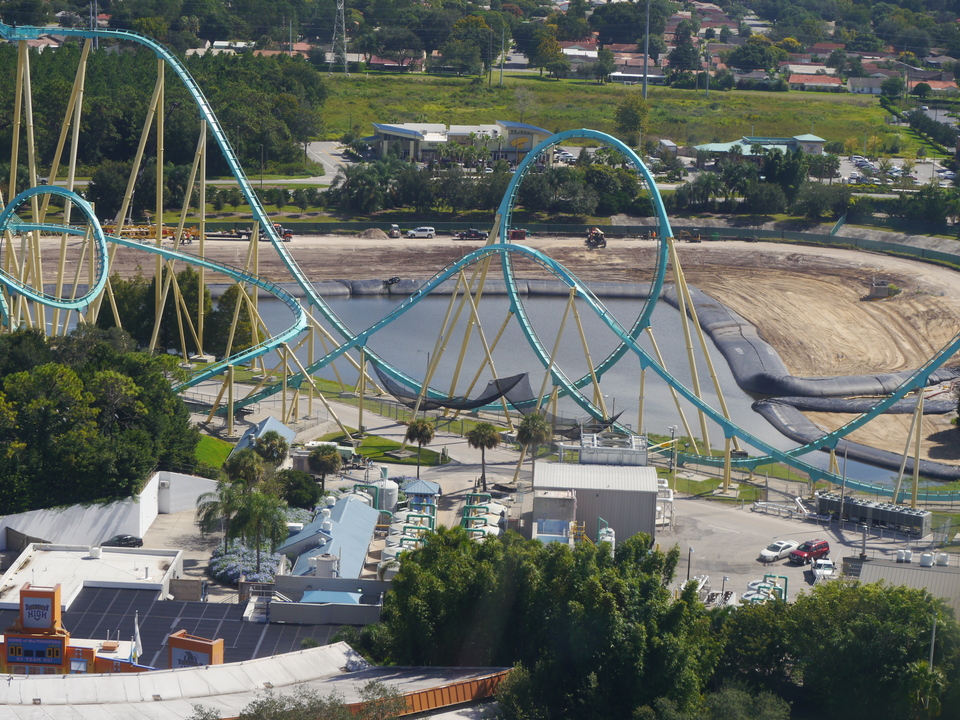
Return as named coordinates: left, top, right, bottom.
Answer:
left=722, top=436, right=732, bottom=493
left=829, top=448, right=839, bottom=475
left=358, top=348, right=366, bottom=434
left=405, top=274, right=465, bottom=435
left=284, top=343, right=356, bottom=446
left=572, top=300, right=605, bottom=418
left=638, top=368, right=646, bottom=435
left=227, top=364, right=235, bottom=438
left=674, top=244, right=742, bottom=452
left=912, top=390, right=925, bottom=508
left=282, top=344, right=288, bottom=423
left=458, top=271, right=514, bottom=425
left=645, top=327, right=700, bottom=455
left=154, top=60, right=164, bottom=333
left=536, top=288, right=576, bottom=410
left=48, top=39, right=90, bottom=337
left=893, top=389, right=922, bottom=504
left=669, top=235, right=712, bottom=453
left=198, top=121, right=207, bottom=354
left=307, top=309, right=315, bottom=417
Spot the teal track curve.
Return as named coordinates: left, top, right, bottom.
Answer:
left=2, top=21, right=959, bottom=501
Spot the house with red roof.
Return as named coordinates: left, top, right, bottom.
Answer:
left=787, top=74, right=845, bottom=91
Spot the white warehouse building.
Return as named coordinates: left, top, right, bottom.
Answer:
left=535, top=464, right=659, bottom=543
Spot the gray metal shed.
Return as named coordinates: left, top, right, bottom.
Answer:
left=535, top=464, right=659, bottom=543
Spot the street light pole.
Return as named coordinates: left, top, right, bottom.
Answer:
left=687, top=547, right=694, bottom=582
left=721, top=575, right=729, bottom=595
left=642, top=0, right=651, bottom=99
left=669, top=425, right=677, bottom=472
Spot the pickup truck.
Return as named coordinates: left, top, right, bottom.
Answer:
left=455, top=228, right=489, bottom=240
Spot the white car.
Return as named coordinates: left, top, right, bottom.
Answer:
left=759, top=539, right=799, bottom=563
left=406, top=226, right=435, bottom=238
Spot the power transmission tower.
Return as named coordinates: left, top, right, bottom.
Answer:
left=329, top=0, right=349, bottom=76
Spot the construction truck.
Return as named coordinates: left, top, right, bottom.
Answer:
left=585, top=227, right=606, bottom=249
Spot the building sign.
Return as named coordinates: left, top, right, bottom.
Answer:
left=171, top=647, right=209, bottom=668
left=7, top=636, right=64, bottom=665
left=21, top=597, right=52, bottom=629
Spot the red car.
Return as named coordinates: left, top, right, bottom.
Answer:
left=789, top=539, right=830, bottom=565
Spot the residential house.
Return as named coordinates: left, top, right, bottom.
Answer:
left=847, top=77, right=885, bottom=94
left=787, top=74, right=844, bottom=91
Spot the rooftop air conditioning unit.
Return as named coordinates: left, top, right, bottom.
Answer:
left=159, top=480, right=170, bottom=489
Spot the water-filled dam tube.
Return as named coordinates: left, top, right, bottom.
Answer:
left=753, top=400, right=960, bottom=481
left=677, top=285, right=960, bottom=398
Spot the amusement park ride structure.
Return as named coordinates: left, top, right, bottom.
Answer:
left=1, top=20, right=959, bottom=504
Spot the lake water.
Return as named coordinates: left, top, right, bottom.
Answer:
left=254, top=291, right=898, bottom=485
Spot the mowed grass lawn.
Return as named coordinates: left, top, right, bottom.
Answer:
left=196, top=435, right=233, bottom=469
left=324, top=74, right=891, bottom=149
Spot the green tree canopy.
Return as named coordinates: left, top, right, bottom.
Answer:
left=613, top=92, right=649, bottom=147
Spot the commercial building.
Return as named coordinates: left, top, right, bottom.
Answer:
left=695, top=133, right=825, bottom=158
left=369, top=120, right=553, bottom=163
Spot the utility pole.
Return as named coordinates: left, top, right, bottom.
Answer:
left=499, top=27, right=505, bottom=87
left=642, top=0, right=651, bottom=99
left=488, top=31, right=493, bottom=87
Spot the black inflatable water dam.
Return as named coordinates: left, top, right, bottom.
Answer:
left=660, top=286, right=960, bottom=480
left=753, top=400, right=960, bottom=481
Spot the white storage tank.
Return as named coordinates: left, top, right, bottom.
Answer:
left=904, top=550, right=913, bottom=563
left=350, top=491, right=373, bottom=506
left=373, top=479, right=399, bottom=512
left=921, top=552, right=935, bottom=567
left=378, top=560, right=400, bottom=580
left=382, top=545, right=404, bottom=561
left=325, top=495, right=337, bottom=508
left=314, top=553, right=339, bottom=578
left=897, top=549, right=906, bottom=562
left=937, top=553, right=950, bottom=566
left=598, top=527, right=616, bottom=555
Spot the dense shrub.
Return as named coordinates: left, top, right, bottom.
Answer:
left=209, top=540, right=283, bottom=585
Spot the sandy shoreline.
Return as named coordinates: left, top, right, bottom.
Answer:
left=48, top=233, right=960, bottom=466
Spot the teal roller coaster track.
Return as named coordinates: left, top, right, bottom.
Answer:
left=1, top=20, right=959, bottom=501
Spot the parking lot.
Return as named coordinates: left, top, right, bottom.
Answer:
left=837, top=154, right=951, bottom=187
left=657, top=492, right=935, bottom=602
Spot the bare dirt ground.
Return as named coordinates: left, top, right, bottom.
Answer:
left=54, top=232, right=960, bottom=463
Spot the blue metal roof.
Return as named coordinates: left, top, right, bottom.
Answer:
left=402, top=479, right=441, bottom=496
left=283, top=496, right=379, bottom=579
left=231, top=416, right=296, bottom=456
left=498, top=120, right=552, bottom=135
left=372, top=123, right=424, bottom=139
left=301, top=590, right=362, bottom=604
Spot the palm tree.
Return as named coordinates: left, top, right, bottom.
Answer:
left=231, top=491, right=289, bottom=574
left=196, top=479, right=244, bottom=552
left=308, top=445, right=342, bottom=491
left=222, top=448, right=267, bottom=491
left=466, top=422, right=501, bottom=491
left=517, top=413, right=551, bottom=484
left=405, top=418, right=435, bottom=479
left=252, top=430, right=289, bottom=468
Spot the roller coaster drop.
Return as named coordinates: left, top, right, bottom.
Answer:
left=1, top=21, right=959, bottom=503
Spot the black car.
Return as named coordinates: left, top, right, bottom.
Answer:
left=102, top=534, right=143, bottom=548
